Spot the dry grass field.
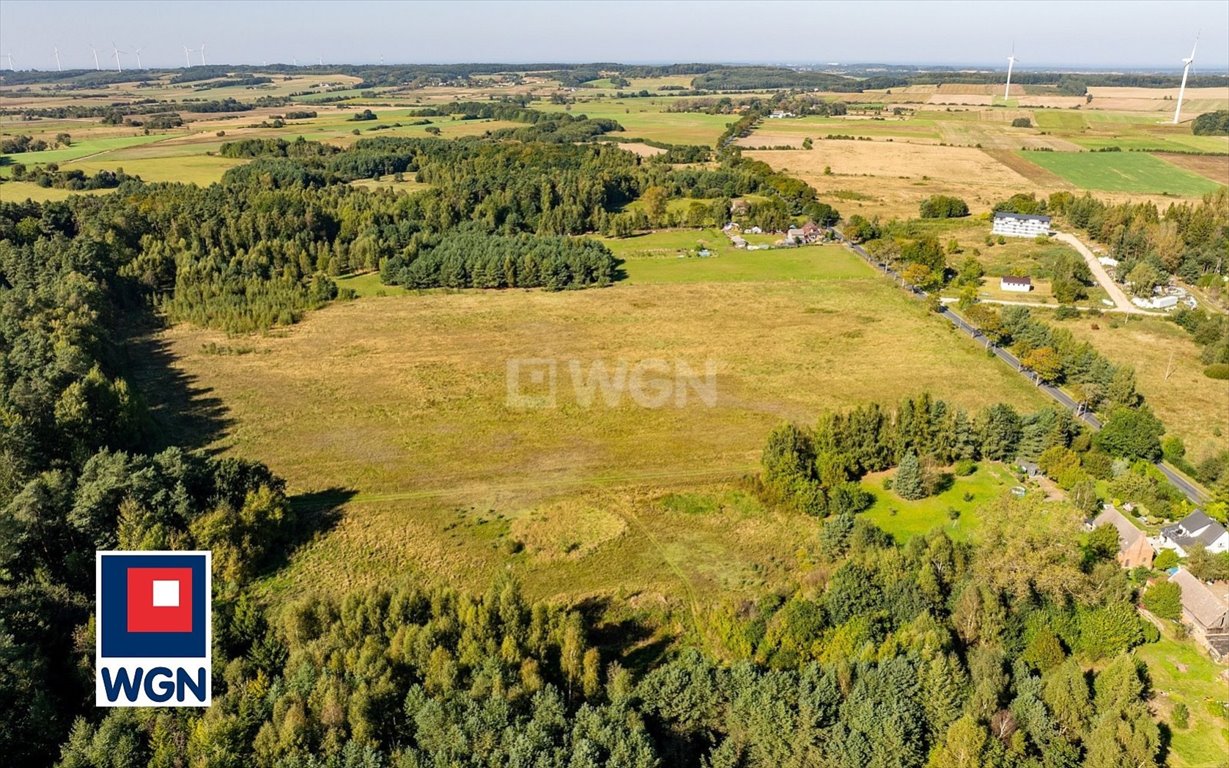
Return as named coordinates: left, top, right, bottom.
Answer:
left=1053, top=315, right=1229, bottom=465
left=747, top=141, right=1044, bottom=219
left=150, top=246, right=1049, bottom=603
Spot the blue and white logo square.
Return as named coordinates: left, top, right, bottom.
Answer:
left=96, top=550, right=212, bottom=707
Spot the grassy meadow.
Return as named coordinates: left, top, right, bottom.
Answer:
left=149, top=244, right=1050, bottom=606
left=1052, top=313, right=1229, bottom=465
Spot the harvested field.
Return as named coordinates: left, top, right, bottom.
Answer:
left=748, top=140, right=1042, bottom=218
left=1153, top=152, right=1229, bottom=184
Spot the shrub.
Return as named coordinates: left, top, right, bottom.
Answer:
left=1171, top=702, right=1189, bottom=729
left=1204, top=363, right=1229, bottom=380
left=919, top=195, right=970, bottom=219
left=1153, top=549, right=1179, bottom=571
left=954, top=459, right=976, bottom=476
left=1011, top=117, right=1032, bottom=128
left=1141, top=580, right=1181, bottom=620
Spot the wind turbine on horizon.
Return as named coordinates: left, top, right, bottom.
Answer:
left=90, top=44, right=100, bottom=71
left=199, top=42, right=206, bottom=66
left=133, top=47, right=142, bottom=69
left=1004, top=43, right=1017, bottom=100
left=1172, top=35, right=1198, bottom=125
left=1, top=52, right=14, bottom=71
left=184, top=45, right=194, bottom=68
left=111, top=42, right=124, bottom=73
left=53, top=45, right=61, bottom=72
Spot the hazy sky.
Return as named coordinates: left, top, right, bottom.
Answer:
left=1, top=1, right=1226, bottom=72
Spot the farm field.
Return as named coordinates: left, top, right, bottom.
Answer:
left=150, top=246, right=1050, bottom=603
left=747, top=140, right=1043, bottom=219
left=1053, top=313, right=1229, bottom=465
left=1019, top=150, right=1226, bottom=195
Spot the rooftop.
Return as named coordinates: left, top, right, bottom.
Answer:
left=1172, top=568, right=1229, bottom=631
left=1093, top=506, right=1145, bottom=547
left=993, top=212, right=1052, bottom=223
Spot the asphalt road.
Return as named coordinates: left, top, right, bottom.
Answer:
left=833, top=231, right=1207, bottom=505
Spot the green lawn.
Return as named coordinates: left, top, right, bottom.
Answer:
left=335, top=271, right=402, bottom=297
left=861, top=462, right=1019, bottom=541
left=1018, top=150, right=1224, bottom=195
left=1135, top=629, right=1229, bottom=768
left=595, top=234, right=872, bottom=285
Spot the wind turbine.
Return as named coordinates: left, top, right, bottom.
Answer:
left=111, top=42, right=124, bottom=73
left=1172, top=36, right=1198, bottom=125
left=53, top=46, right=62, bottom=72
left=132, top=47, right=142, bottom=69
left=184, top=45, right=193, bottom=67
left=199, top=42, right=206, bottom=66
left=1, top=52, right=14, bottom=71
left=1004, top=43, right=1017, bottom=100
left=90, top=44, right=100, bottom=70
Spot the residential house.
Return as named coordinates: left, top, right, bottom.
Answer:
left=1170, top=568, right=1229, bottom=660
left=1158, top=510, right=1229, bottom=557
left=1090, top=505, right=1154, bottom=569
left=1001, top=276, right=1033, bottom=293
left=730, top=199, right=751, bottom=216
left=991, top=212, right=1052, bottom=238
left=800, top=221, right=822, bottom=239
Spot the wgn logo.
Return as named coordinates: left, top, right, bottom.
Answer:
left=96, top=551, right=212, bottom=707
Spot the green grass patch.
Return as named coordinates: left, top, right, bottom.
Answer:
left=1018, top=150, right=1224, bottom=195
left=860, top=462, right=1017, bottom=542
left=1135, top=629, right=1229, bottom=768
left=603, top=238, right=874, bottom=284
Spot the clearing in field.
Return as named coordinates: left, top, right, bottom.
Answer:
left=1019, top=150, right=1225, bottom=196
left=149, top=245, right=1050, bottom=604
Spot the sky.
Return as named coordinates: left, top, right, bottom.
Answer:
left=0, top=0, right=1226, bottom=73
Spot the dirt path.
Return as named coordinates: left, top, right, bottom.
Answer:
left=1052, top=231, right=1153, bottom=315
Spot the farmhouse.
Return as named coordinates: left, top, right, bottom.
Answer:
left=1090, top=505, right=1154, bottom=569
left=1000, top=276, right=1033, bottom=293
left=1170, top=568, right=1229, bottom=660
left=1158, top=510, right=1229, bottom=557
left=991, top=212, right=1052, bottom=238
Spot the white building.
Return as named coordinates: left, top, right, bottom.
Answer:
left=1131, top=295, right=1180, bottom=310
left=992, top=212, right=1052, bottom=238
left=1157, top=510, right=1229, bottom=558
left=1000, top=276, right=1033, bottom=293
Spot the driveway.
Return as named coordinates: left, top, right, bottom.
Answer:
left=1052, top=231, right=1153, bottom=315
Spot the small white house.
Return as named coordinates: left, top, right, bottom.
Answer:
left=1158, top=510, right=1229, bottom=558
left=1000, top=276, right=1033, bottom=293
left=992, top=212, right=1052, bottom=238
